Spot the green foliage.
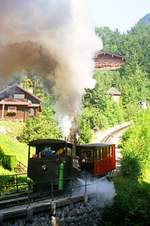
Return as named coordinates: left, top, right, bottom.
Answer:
left=79, top=70, right=125, bottom=142
left=20, top=75, right=33, bottom=89
left=96, top=23, right=150, bottom=77
left=0, top=173, right=28, bottom=194
left=78, top=108, right=94, bottom=143
left=81, top=107, right=109, bottom=129
left=21, top=107, right=61, bottom=143
left=101, top=109, right=150, bottom=226
left=2, top=155, right=17, bottom=171
left=95, top=24, right=150, bottom=124
left=121, top=108, right=150, bottom=179
left=0, top=135, right=28, bottom=167
left=120, top=67, right=150, bottom=106
left=102, top=177, right=150, bottom=226
left=96, top=27, right=122, bottom=53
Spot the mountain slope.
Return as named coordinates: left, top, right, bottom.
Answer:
left=138, top=13, right=150, bottom=25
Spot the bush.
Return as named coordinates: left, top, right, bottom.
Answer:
left=101, top=108, right=150, bottom=226
left=101, top=177, right=150, bottom=226
left=0, top=135, right=28, bottom=167
left=2, top=155, right=17, bottom=170
left=121, top=108, right=150, bottom=179
left=20, top=107, right=61, bottom=143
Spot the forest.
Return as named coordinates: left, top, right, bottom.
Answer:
left=95, top=22, right=150, bottom=226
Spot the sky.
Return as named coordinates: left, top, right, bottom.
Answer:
left=87, top=0, right=150, bottom=32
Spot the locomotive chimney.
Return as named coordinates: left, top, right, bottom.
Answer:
left=69, top=127, right=77, bottom=144
left=68, top=117, right=79, bottom=158
left=69, top=117, right=79, bottom=144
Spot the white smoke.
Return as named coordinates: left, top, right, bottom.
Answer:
left=73, top=177, right=116, bottom=207
left=0, top=0, right=102, bottom=136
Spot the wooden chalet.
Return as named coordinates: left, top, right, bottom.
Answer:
left=95, top=51, right=124, bottom=70
left=0, top=84, right=41, bottom=122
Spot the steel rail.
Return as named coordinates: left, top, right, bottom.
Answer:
left=100, top=122, right=130, bottom=143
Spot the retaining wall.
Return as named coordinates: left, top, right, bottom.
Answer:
left=1, top=195, right=103, bottom=226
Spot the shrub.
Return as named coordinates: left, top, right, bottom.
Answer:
left=20, top=107, right=61, bottom=143
left=2, top=155, right=17, bottom=170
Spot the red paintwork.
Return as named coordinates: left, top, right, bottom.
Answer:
left=93, top=144, right=116, bottom=176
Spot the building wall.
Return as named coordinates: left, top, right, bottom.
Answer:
left=111, top=95, right=120, bottom=103
left=0, top=105, right=40, bottom=121
left=95, top=54, right=124, bottom=69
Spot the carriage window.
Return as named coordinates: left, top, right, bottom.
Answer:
left=109, top=146, right=112, bottom=157
left=100, top=148, right=102, bottom=159
left=66, top=147, right=72, bottom=156
left=94, top=150, right=97, bottom=160
left=81, top=150, right=93, bottom=162
left=107, top=146, right=110, bottom=157
left=97, top=148, right=100, bottom=159
left=102, top=147, right=107, bottom=158
left=30, top=147, right=36, bottom=158
left=87, top=151, right=92, bottom=162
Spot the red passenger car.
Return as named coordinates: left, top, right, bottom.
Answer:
left=76, top=143, right=116, bottom=176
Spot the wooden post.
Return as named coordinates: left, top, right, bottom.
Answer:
left=2, top=103, right=5, bottom=120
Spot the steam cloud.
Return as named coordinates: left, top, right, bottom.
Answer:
left=0, top=0, right=101, bottom=136
left=73, top=177, right=116, bottom=207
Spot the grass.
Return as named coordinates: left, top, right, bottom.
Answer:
left=0, top=120, right=24, bottom=138
left=0, top=166, right=13, bottom=175
left=0, top=120, right=28, bottom=177
left=0, top=135, right=28, bottom=167
left=0, top=121, right=29, bottom=193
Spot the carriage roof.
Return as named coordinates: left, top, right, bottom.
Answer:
left=76, top=143, right=114, bottom=150
left=28, top=139, right=73, bottom=148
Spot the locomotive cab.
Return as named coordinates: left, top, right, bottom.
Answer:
left=27, top=139, right=73, bottom=192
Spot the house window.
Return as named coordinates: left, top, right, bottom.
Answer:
left=8, top=106, right=17, bottom=113
left=14, top=94, right=25, bottom=99
left=28, top=108, right=35, bottom=116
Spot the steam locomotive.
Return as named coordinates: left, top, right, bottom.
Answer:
left=27, top=139, right=116, bottom=192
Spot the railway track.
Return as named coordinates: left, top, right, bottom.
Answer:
left=100, top=122, right=130, bottom=143
left=0, top=179, right=87, bottom=209
left=0, top=191, right=52, bottom=209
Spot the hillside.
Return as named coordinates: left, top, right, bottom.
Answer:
left=138, top=13, right=150, bottom=25
left=0, top=120, right=28, bottom=175
left=0, top=120, right=24, bottom=137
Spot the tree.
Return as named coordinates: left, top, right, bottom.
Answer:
left=20, top=107, right=61, bottom=143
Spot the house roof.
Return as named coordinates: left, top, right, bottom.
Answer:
left=95, top=51, right=124, bottom=60
left=0, top=99, right=40, bottom=107
left=0, top=84, right=41, bottom=103
left=0, top=98, right=29, bottom=106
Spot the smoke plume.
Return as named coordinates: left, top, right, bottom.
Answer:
left=0, top=0, right=101, bottom=136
